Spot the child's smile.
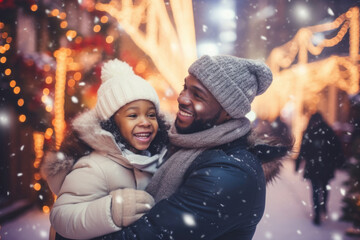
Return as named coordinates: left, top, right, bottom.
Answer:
left=114, top=100, right=159, bottom=153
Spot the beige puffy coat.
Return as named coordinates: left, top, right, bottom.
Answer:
left=41, top=110, right=163, bottom=239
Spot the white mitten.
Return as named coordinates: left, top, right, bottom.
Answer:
left=110, top=188, right=155, bottom=227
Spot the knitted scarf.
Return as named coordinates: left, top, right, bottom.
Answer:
left=146, top=118, right=251, bottom=202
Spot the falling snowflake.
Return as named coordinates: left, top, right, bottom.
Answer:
left=71, top=96, right=79, bottom=104
left=183, top=213, right=196, bottom=227
left=328, top=8, right=335, bottom=16
left=265, top=231, right=273, bottom=239
left=202, top=25, right=208, bottom=32
left=331, top=232, right=342, bottom=240
left=340, top=188, right=346, bottom=196
left=331, top=212, right=340, bottom=221
left=17, top=173, right=23, bottom=177
left=296, top=229, right=302, bottom=235
left=20, top=145, right=25, bottom=151
left=261, top=35, right=267, bottom=40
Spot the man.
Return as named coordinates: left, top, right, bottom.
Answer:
left=54, top=55, right=291, bottom=240
left=92, top=55, right=291, bottom=240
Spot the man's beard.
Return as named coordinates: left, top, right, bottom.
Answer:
left=175, top=110, right=222, bottom=134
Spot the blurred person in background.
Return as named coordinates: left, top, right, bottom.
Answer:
left=295, top=112, right=345, bottom=226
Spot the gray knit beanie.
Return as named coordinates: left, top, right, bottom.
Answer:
left=188, top=55, right=273, bottom=119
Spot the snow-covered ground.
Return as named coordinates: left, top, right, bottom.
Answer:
left=254, top=159, right=355, bottom=240
left=0, top=159, right=356, bottom=240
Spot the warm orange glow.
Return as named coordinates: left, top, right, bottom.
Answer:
left=100, top=15, right=108, bottom=23
left=41, top=95, right=47, bottom=103
left=54, top=48, right=69, bottom=149
left=30, top=4, right=38, bottom=12
left=59, top=12, right=67, bottom=20
left=33, top=183, right=41, bottom=191
left=0, top=56, right=6, bottom=63
left=45, top=76, right=53, bottom=84
left=75, top=36, right=83, bottom=44
left=43, top=88, right=50, bottom=95
left=0, top=22, right=4, bottom=29
left=95, top=0, right=197, bottom=95
left=4, top=44, right=10, bottom=51
left=51, top=9, right=59, bottom=16
left=66, top=57, right=74, bottom=64
left=93, top=24, right=101, bottom=32
left=33, top=132, right=44, bottom=171
left=135, top=60, right=147, bottom=74
left=45, top=105, right=53, bottom=112
left=34, top=173, right=41, bottom=180
left=6, top=37, right=12, bottom=43
left=0, top=46, right=6, bottom=54
left=255, top=6, right=360, bottom=152
left=45, top=128, right=54, bottom=139
left=33, top=160, right=41, bottom=168
left=42, top=206, right=50, bottom=214
left=73, top=72, right=82, bottom=81
left=43, top=64, right=51, bottom=72
left=9, top=80, right=16, bottom=87
left=2, top=32, right=8, bottom=39
left=4, top=68, right=11, bottom=75
left=68, top=79, right=75, bottom=87
left=60, top=21, right=68, bottom=29
left=106, top=35, right=114, bottom=44
left=66, top=30, right=77, bottom=40
left=13, top=86, right=20, bottom=94
left=17, top=98, right=24, bottom=107
left=19, top=114, right=26, bottom=122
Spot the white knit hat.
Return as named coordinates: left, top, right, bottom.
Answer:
left=95, top=59, right=160, bottom=120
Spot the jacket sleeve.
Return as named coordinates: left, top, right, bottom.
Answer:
left=96, top=152, right=264, bottom=240
left=50, top=159, right=121, bottom=239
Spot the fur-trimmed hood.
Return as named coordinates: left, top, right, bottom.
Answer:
left=41, top=110, right=124, bottom=179
left=40, top=110, right=163, bottom=194
left=247, top=129, right=293, bottom=183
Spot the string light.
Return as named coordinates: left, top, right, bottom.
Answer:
left=19, top=114, right=26, bottom=123
left=73, top=72, right=82, bottom=81
left=17, top=98, right=24, bottom=107
left=42, top=205, right=50, bottom=213
left=4, top=68, right=11, bottom=75
left=33, top=132, right=44, bottom=169
left=45, top=76, right=53, bottom=84
left=93, top=24, right=101, bottom=32
left=100, top=15, right=108, bottom=23
left=13, top=86, right=20, bottom=94
left=255, top=6, right=359, bottom=151
left=54, top=48, right=70, bottom=149
left=95, top=0, right=197, bottom=94
left=9, top=80, right=16, bottom=87
left=105, top=35, right=114, bottom=44
left=30, top=4, right=38, bottom=12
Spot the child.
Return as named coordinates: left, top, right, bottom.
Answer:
left=41, top=59, right=169, bottom=239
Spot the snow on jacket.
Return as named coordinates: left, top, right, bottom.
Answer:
left=41, top=110, right=164, bottom=239
left=86, top=131, right=291, bottom=240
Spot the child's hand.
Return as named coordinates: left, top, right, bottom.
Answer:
left=110, top=188, right=155, bottom=227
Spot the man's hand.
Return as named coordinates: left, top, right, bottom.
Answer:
left=110, top=188, right=155, bottom=227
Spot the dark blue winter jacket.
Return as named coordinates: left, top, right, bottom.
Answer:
left=93, top=136, right=267, bottom=240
